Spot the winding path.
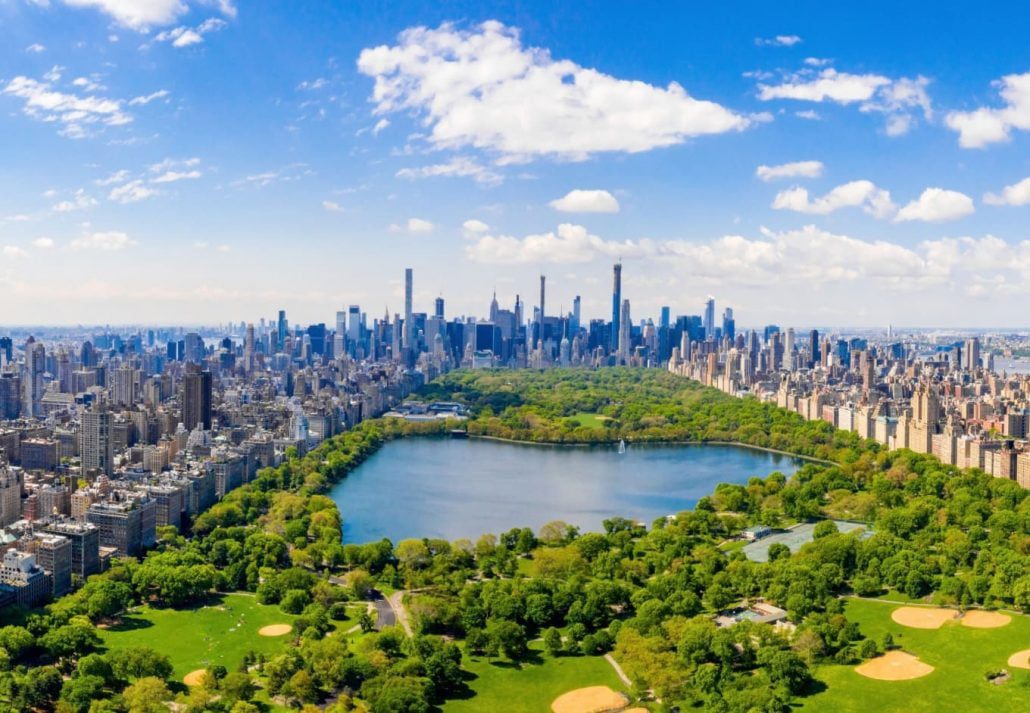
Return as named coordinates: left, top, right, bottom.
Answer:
left=605, top=653, right=632, bottom=688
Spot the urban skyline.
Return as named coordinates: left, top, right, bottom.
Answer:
left=3, top=2, right=1030, bottom=326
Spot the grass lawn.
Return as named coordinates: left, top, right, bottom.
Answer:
left=798, top=598, right=1030, bottom=712
left=97, top=592, right=297, bottom=679
left=444, top=642, right=627, bottom=713
left=565, top=412, right=613, bottom=429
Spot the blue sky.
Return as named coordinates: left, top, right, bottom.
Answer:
left=1, top=1, right=1030, bottom=328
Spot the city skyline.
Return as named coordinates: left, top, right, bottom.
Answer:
left=3, top=2, right=1030, bottom=326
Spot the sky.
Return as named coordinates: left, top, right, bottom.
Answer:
left=1, top=1, right=1030, bottom=329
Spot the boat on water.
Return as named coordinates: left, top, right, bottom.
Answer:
left=618, top=439, right=626, bottom=454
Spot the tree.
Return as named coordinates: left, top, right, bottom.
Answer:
left=41, top=623, right=101, bottom=661
left=109, top=647, right=173, bottom=681
left=123, top=677, right=172, bottom=713
left=221, top=671, right=256, bottom=703
left=18, top=666, right=63, bottom=711
left=486, top=620, right=527, bottom=661
left=60, top=675, right=106, bottom=713
left=813, top=520, right=838, bottom=539
left=543, top=627, right=563, bottom=657
left=288, top=669, right=317, bottom=704
left=0, top=625, right=35, bottom=659
left=83, top=580, right=133, bottom=621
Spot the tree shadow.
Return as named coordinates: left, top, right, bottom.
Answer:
left=103, top=615, right=154, bottom=632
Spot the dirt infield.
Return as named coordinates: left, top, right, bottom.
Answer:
left=855, top=651, right=935, bottom=681
left=258, top=623, right=293, bottom=637
left=183, top=669, right=207, bottom=686
left=890, top=606, right=958, bottom=629
left=551, top=685, right=629, bottom=713
left=960, top=610, right=1011, bottom=628
left=1007, top=650, right=1030, bottom=670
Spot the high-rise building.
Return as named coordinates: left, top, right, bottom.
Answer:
left=434, top=296, right=444, bottom=319
left=964, top=337, right=981, bottom=371
left=277, top=310, right=287, bottom=352
left=722, top=308, right=735, bottom=342
left=403, top=268, right=414, bottom=349
left=573, top=296, right=582, bottom=333
left=809, top=329, right=820, bottom=368
left=537, top=275, right=546, bottom=349
left=0, top=465, right=22, bottom=528
left=81, top=408, right=113, bottom=476
left=702, top=297, right=716, bottom=341
left=660, top=306, right=670, bottom=330
left=22, top=340, right=45, bottom=418
left=182, top=365, right=212, bottom=431
left=618, top=299, right=631, bottom=361
left=611, top=263, right=622, bottom=352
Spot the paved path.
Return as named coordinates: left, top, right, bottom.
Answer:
left=370, top=590, right=395, bottom=630
left=605, top=653, right=632, bottom=688
left=388, top=590, right=413, bottom=637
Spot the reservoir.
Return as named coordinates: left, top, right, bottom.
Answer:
left=330, top=438, right=801, bottom=543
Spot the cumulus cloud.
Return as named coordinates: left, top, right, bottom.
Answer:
left=755, top=35, right=802, bottom=47
left=466, top=223, right=648, bottom=264
left=772, top=180, right=896, bottom=218
left=154, top=17, right=227, bottom=47
left=54, top=0, right=235, bottom=31
left=151, top=169, right=201, bottom=183
left=70, top=230, right=135, bottom=250
left=946, top=72, right=1030, bottom=148
left=128, top=89, right=170, bottom=106
left=26, top=43, right=46, bottom=53
left=52, top=189, right=98, bottom=212
left=984, top=177, right=1030, bottom=206
left=462, top=219, right=489, bottom=236
left=755, top=160, right=823, bottom=181
left=32, top=237, right=55, bottom=249
left=322, top=200, right=344, bottom=212
left=2, top=246, right=27, bottom=258
left=396, top=157, right=503, bottom=185
left=2, top=73, right=133, bottom=138
left=894, top=188, right=975, bottom=223
left=392, top=218, right=433, bottom=233
left=108, top=180, right=159, bottom=203
left=758, top=68, right=931, bottom=135
left=549, top=189, right=620, bottom=214
left=466, top=222, right=1030, bottom=295
left=357, top=20, right=749, bottom=161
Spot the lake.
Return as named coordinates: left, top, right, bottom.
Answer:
left=329, top=438, right=802, bottom=543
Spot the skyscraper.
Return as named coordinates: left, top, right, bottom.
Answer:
left=537, top=275, right=546, bottom=348
left=722, top=308, right=735, bottom=342
left=703, top=297, right=716, bottom=341
left=403, top=268, right=413, bottom=349
left=277, top=310, right=287, bottom=352
left=573, top=295, right=582, bottom=333
left=809, top=329, right=820, bottom=368
left=182, top=365, right=212, bottom=431
left=81, top=408, right=113, bottom=476
left=434, top=296, right=445, bottom=319
left=618, top=299, right=631, bottom=361
left=611, top=262, right=622, bottom=352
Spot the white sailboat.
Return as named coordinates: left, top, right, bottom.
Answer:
left=618, top=439, right=626, bottom=454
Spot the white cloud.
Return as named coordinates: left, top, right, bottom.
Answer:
left=549, top=189, right=620, bottom=214
left=755, top=35, right=802, bottom=47
left=795, top=109, right=821, bottom=120
left=466, top=223, right=647, bottom=264
left=96, top=169, right=131, bottom=186
left=52, top=189, right=98, bottom=212
left=804, top=57, right=830, bottom=67
left=55, top=0, right=235, bottom=31
left=2, top=74, right=132, bottom=138
left=396, top=157, right=503, bottom=185
left=128, top=89, right=170, bottom=106
left=70, top=230, right=135, bottom=250
left=322, top=200, right=344, bottom=212
left=372, top=118, right=390, bottom=135
left=357, top=20, right=749, bottom=161
left=2, top=246, right=27, bottom=258
left=945, top=72, right=1030, bottom=148
left=984, top=177, right=1030, bottom=206
left=109, top=179, right=159, bottom=203
left=755, top=160, right=823, bottom=182
left=894, top=188, right=975, bottom=223
left=404, top=218, right=433, bottom=233
left=758, top=69, right=931, bottom=135
left=297, top=78, right=327, bottom=91
left=462, top=219, right=489, bottom=236
left=154, top=17, right=226, bottom=47
left=772, top=180, right=896, bottom=218
left=26, top=43, right=46, bottom=53
left=32, top=237, right=55, bottom=249
left=151, top=169, right=201, bottom=183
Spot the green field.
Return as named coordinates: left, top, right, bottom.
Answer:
left=444, top=643, right=628, bottom=713
left=799, top=599, right=1030, bottom=712
left=97, top=593, right=297, bottom=679
left=565, top=412, right=614, bottom=429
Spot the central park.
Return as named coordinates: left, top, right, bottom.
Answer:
left=1, top=368, right=1027, bottom=712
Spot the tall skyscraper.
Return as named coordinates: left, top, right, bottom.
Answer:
left=703, top=297, right=716, bottom=341
left=660, top=306, right=670, bottom=330
left=403, top=268, right=413, bottom=349
left=182, top=365, right=212, bottom=431
left=277, top=310, right=287, bottom=352
left=809, top=329, right=820, bottom=368
left=611, top=262, right=622, bottom=352
left=434, top=296, right=445, bottom=319
left=722, top=308, right=735, bottom=342
left=618, top=299, right=631, bottom=361
left=573, top=295, right=582, bottom=333
left=537, top=275, right=546, bottom=348
left=81, top=408, right=113, bottom=476
left=22, top=340, right=45, bottom=418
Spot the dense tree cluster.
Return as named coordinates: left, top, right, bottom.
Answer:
left=2, top=368, right=1026, bottom=711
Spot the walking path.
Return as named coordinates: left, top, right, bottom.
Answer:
left=604, top=653, right=632, bottom=688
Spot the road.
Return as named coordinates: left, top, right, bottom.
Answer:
left=370, top=590, right=396, bottom=630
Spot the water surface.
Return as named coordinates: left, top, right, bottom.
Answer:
left=330, top=438, right=801, bottom=543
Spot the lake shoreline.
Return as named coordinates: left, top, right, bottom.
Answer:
left=466, top=433, right=826, bottom=465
